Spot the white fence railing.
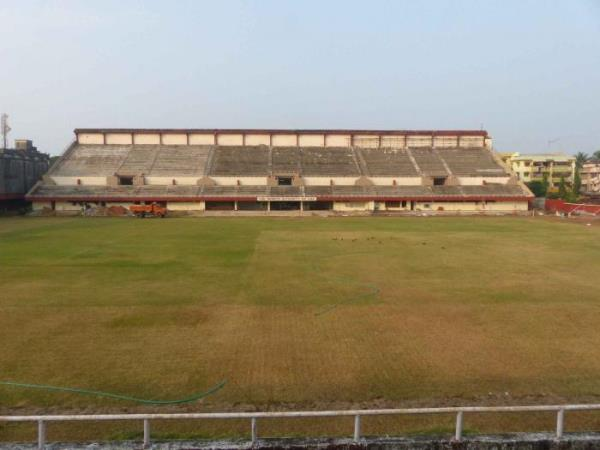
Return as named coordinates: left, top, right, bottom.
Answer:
left=2, top=404, right=600, bottom=449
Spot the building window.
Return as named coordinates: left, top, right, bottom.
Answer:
left=277, top=176, right=292, bottom=186
left=433, top=177, right=446, bottom=186
left=385, top=201, right=401, bottom=208
left=118, top=176, right=134, bottom=185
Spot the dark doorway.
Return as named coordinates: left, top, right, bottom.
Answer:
left=270, top=201, right=300, bottom=211
left=238, top=201, right=268, bottom=211
left=205, top=201, right=235, bottom=211
left=118, top=176, right=134, bottom=185
left=304, top=201, right=333, bottom=211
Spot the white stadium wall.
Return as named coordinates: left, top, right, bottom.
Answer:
left=188, top=133, right=216, bottom=145
left=167, top=202, right=205, bottom=211
left=133, top=133, right=161, bottom=145
left=303, top=177, right=359, bottom=186
left=50, top=176, right=108, bottom=185
left=161, top=134, right=188, bottom=145
left=145, top=177, right=200, bottom=186
left=75, top=130, right=491, bottom=150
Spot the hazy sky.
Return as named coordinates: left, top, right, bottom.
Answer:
left=1, top=0, right=599, bottom=155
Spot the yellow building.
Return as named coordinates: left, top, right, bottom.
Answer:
left=500, top=152, right=575, bottom=190
left=581, top=160, right=600, bottom=193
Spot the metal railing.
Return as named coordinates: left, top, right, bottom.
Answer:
left=2, top=403, right=600, bottom=449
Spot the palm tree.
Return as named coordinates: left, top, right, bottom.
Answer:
left=575, top=152, right=589, bottom=168
left=594, top=150, right=600, bottom=161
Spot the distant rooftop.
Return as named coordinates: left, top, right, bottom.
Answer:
left=510, top=153, right=574, bottom=162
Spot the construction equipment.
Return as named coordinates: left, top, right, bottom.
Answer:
left=129, top=203, right=167, bottom=218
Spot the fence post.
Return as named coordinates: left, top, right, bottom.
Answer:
left=454, top=411, right=463, bottom=441
left=251, top=417, right=257, bottom=445
left=143, top=419, right=150, bottom=448
left=556, top=408, right=564, bottom=439
left=353, top=415, right=361, bottom=442
left=37, top=420, right=45, bottom=450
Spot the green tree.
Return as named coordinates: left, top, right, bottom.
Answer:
left=575, top=152, right=589, bottom=169
left=526, top=181, right=547, bottom=198
left=594, top=150, right=600, bottom=160
left=542, top=172, right=550, bottom=196
left=558, top=176, right=568, bottom=200
left=573, top=170, right=582, bottom=197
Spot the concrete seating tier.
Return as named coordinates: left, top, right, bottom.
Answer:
left=148, top=146, right=211, bottom=176
left=438, top=148, right=506, bottom=176
left=271, top=147, right=301, bottom=173
left=268, top=186, right=303, bottom=196
left=203, top=186, right=269, bottom=197
left=330, top=186, right=374, bottom=196
left=303, top=186, right=333, bottom=196
left=428, top=186, right=464, bottom=196
left=235, top=186, right=271, bottom=195
left=410, top=148, right=448, bottom=176
left=201, top=186, right=241, bottom=196
left=52, top=145, right=130, bottom=176
left=298, top=147, right=359, bottom=176
left=32, top=185, right=203, bottom=198
left=209, top=146, right=270, bottom=176
left=51, top=144, right=510, bottom=179
left=374, top=186, right=431, bottom=196
left=358, top=148, right=418, bottom=176
left=118, top=147, right=158, bottom=174
left=461, top=184, right=525, bottom=196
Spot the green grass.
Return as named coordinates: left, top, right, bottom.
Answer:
left=2, top=216, right=600, bottom=441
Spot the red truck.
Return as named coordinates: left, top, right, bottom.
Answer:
left=129, top=203, right=167, bottom=218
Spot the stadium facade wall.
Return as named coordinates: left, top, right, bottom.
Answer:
left=33, top=199, right=529, bottom=214
left=166, top=202, right=205, bottom=211
left=74, top=129, right=494, bottom=149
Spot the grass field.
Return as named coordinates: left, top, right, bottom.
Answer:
left=1, top=216, right=600, bottom=442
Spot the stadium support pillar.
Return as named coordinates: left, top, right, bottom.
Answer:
left=353, top=415, right=361, bottom=442
left=234, top=201, right=238, bottom=211
left=143, top=419, right=150, bottom=448
left=454, top=411, right=463, bottom=441
left=251, top=417, right=258, bottom=444
left=556, top=408, right=565, bottom=439
left=267, top=202, right=271, bottom=212
left=37, top=420, right=45, bottom=450
left=300, top=201, right=304, bottom=212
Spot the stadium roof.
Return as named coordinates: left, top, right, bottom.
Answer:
left=74, top=128, right=489, bottom=137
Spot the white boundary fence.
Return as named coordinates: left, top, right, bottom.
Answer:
left=2, top=404, right=600, bottom=449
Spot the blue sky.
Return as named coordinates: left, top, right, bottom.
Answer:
left=1, top=0, right=599, bottom=155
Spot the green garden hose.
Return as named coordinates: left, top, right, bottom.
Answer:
left=0, top=380, right=226, bottom=405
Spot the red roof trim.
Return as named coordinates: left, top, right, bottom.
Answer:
left=74, top=128, right=489, bottom=137
left=27, top=195, right=530, bottom=203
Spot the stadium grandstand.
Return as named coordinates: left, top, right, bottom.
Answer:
left=27, top=129, right=533, bottom=214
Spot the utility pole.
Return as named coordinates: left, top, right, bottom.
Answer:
left=1, top=114, right=10, bottom=150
